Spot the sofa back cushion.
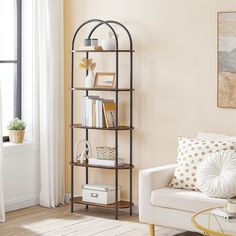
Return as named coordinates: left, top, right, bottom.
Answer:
left=169, top=137, right=236, bottom=191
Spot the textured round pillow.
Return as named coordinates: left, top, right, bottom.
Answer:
left=197, top=150, right=236, bottom=198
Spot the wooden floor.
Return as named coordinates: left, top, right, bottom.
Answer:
left=0, top=205, right=183, bottom=236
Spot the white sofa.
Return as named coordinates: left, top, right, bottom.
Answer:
left=139, top=164, right=227, bottom=235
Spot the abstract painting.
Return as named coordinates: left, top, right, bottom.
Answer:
left=218, top=12, right=236, bottom=108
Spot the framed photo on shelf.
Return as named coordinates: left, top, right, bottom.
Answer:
left=94, top=72, right=115, bottom=88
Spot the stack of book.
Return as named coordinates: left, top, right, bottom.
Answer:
left=82, top=96, right=116, bottom=128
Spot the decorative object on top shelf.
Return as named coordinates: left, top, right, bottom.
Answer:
left=8, top=118, right=26, bottom=144
left=84, top=38, right=91, bottom=46
left=74, top=140, right=92, bottom=164
left=96, top=146, right=115, bottom=160
left=94, top=72, right=115, bottom=88
left=79, top=57, right=96, bottom=88
left=101, top=31, right=117, bottom=50
left=91, top=39, right=98, bottom=46
left=84, top=38, right=98, bottom=46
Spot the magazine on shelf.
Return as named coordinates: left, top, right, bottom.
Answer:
left=88, top=158, right=126, bottom=167
left=103, top=102, right=116, bottom=128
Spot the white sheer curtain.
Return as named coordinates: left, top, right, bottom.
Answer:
left=35, top=0, right=65, bottom=207
left=0, top=84, right=5, bottom=222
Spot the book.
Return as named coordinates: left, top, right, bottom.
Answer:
left=103, top=102, right=116, bottom=128
left=82, top=96, right=114, bottom=128
left=95, top=98, right=114, bottom=128
left=92, top=99, right=96, bottom=126
left=79, top=46, right=103, bottom=51
left=81, top=96, right=87, bottom=126
left=85, top=96, right=99, bottom=126
left=95, top=100, right=100, bottom=128
left=88, top=158, right=126, bottom=167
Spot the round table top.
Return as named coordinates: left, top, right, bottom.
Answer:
left=192, top=207, right=236, bottom=236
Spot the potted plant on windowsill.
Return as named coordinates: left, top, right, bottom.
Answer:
left=8, top=118, right=26, bottom=144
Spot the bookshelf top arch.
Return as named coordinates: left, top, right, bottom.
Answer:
left=71, top=19, right=134, bottom=52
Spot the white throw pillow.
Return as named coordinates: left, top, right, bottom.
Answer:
left=197, top=150, right=236, bottom=198
left=169, top=137, right=236, bottom=191
left=197, top=132, right=236, bottom=142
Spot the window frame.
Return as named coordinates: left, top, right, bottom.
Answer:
left=1, top=0, right=22, bottom=142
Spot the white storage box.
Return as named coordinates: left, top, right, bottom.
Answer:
left=82, top=183, right=121, bottom=204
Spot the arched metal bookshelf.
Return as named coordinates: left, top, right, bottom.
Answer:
left=70, top=19, right=134, bottom=219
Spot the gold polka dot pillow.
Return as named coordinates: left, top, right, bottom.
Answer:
left=169, top=137, right=236, bottom=191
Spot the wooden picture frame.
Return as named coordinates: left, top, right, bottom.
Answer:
left=94, top=72, right=115, bottom=88
left=217, top=12, right=236, bottom=108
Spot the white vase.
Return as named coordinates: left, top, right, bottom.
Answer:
left=101, top=32, right=116, bottom=50
left=101, top=38, right=116, bottom=50
left=85, top=71, right=95, bottom=88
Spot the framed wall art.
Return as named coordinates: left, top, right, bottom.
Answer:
left=217, top=12, right=236, bottom=108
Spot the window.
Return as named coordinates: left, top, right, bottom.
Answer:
left=0, top=0, right=22, bottom=141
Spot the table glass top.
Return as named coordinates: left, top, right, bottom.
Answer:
left=192, top=207, right=236, bottom=236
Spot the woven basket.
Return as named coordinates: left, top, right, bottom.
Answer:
left=96, top=147, right=115, bottom=160
left=9, top=130, right=25, bottom=143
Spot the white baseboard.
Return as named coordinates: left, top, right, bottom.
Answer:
left=5, top=194, right=39, bottom=212
left=64, top=192, right=139, bottom=214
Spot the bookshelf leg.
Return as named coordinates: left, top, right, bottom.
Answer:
left=71, top=202, right=74, bottom=213
left=129, top=207, right=132, bottom=215
left=115, top=205, right=118, bottom=220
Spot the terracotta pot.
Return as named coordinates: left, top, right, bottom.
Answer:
left=9, top=130, right=25, bottom=143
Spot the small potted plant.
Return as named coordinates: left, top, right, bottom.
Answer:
left=8, top=118, right=26, bottom=144
left=79, top=57, right=96, bottom=88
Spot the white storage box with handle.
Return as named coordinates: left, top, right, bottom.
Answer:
left=82, top=183, right=121, bottom=204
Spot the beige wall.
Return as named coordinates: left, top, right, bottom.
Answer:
left=64, top=0, right=236, bottom=206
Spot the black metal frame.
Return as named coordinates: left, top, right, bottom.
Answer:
left=1, top=0, right=22, bottom=142
left=70, top=19, right=134, bottom=219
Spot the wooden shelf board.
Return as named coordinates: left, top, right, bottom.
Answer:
left=70, top=124, right=134, bottom=130
left=71, top=161, right=134, bottom=170
left=70, top=87, right=134, bottom=92
left=71, top=49, right=134, bottom=53
left=72, top=196, right=134, bottom=209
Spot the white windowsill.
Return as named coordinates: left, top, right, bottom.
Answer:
left=3, top=141, right=38, bottom=155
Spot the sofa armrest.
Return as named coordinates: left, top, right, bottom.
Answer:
left=139, top=163, right=177, bottom=223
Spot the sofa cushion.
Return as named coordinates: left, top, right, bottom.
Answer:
left=169, top=137, right=236, bottom=191
left=151, top=187, right=227, bottom=212
left=197, top=150, right=236, bottom=199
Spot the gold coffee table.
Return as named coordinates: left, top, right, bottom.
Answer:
left=192, top=207, right=236, bottom=236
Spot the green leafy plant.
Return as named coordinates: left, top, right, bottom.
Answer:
left=8, top=118, right=26, bottom=130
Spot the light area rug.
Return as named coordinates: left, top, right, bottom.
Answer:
left=0, top=205, right=185, bottom=236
